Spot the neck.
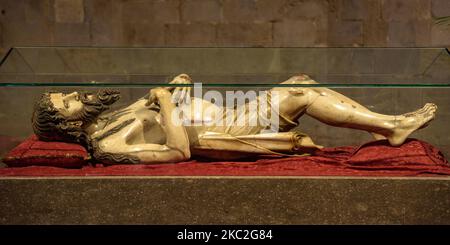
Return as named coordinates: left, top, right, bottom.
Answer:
left=83, top=116, right=105, bottom=136
left=83, top=121, right=99, bottom=136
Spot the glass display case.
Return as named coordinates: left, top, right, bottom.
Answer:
left=1, top=47, right=450, bottom=226
left=0, top=47, right=449, bottom=164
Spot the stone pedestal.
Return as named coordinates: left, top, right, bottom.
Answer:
left=0, top=176, right=449, bottom=224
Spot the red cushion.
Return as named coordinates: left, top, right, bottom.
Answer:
left=2, top=135, right=88, bottom=168
left=1, top=136, right=449, bottom=177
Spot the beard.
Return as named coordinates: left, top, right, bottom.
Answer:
left=68, top=89, right=121, bottom=125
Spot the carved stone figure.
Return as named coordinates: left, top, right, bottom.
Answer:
left=32, top=74, right=437, bottom=164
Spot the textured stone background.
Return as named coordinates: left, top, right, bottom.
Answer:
left=0, top=0, right=449, bottom=59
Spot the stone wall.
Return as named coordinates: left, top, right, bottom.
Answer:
left=0, top=0, right=449, bottom=57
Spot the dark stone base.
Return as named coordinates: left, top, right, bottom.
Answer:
left=0, top=176, right=449, bottom=224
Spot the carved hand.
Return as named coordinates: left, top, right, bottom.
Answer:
left=146, top=75, right=192, bottom=107
left=145, top=87, right=170, bottom=107
left=167, top=74, right=192, bottom=106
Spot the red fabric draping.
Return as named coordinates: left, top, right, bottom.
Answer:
left=0, top=136, right=450, bottom=176
left=1, top=135, right=449, bottom=177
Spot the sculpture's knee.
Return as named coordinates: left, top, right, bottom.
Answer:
left=288, top=75, right=325, bottom=108
left=286, top=74, right=319, bottom=98
left=281, top=74, right=319, bottom=85
left=291, top=74, right=319, bottom=84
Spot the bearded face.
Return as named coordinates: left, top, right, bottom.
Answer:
left=31, top=89, right=120, bottom=145
left=49, top=89, right=120, bottom=125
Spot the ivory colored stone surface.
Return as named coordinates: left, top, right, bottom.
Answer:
left=0, top=177, right=449, bottom=224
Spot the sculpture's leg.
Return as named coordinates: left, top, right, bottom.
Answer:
left=278, top=75, right=437, bottom=146
left=191, top=131, right=321, bottom=160
left=304, top=87, right=437, bottom=146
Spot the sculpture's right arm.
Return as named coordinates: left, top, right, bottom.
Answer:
left=109, top=88, right=191, bottom=163
left=150, top=88, right=191, bottom=160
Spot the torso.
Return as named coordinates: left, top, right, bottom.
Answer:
left=88, top=95, right=297, bottom=152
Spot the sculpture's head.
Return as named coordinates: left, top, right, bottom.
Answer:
left=31, top=89, right=120, bottom=147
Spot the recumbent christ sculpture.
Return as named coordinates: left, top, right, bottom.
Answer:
left=32, top=74, right=437, bottom=164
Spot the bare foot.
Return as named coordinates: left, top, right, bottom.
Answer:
left=387, top=103, right=437, bottom=146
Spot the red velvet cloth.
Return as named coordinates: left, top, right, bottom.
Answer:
left=2, top=135, right=88, bottom=168
left=1, top=136, right=450, bottom=177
